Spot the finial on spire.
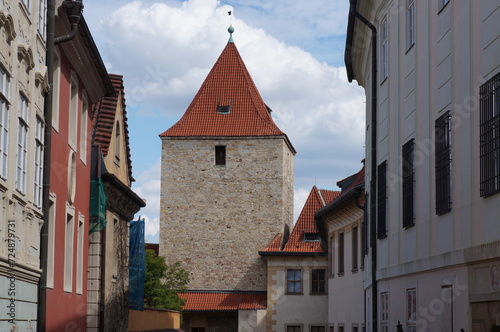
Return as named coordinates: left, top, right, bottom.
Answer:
left=228, top=10, right=234, bottom=43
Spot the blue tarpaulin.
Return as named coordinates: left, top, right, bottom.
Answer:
left=129, top=218, right=145, bottom=310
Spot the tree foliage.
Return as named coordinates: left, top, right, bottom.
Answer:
left=144, top=249, right=190, bottom=311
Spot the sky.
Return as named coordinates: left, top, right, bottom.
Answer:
left=83, top=0, right=366, bottom=243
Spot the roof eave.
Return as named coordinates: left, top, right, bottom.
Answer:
left=345, top=0, right=358, bottom=83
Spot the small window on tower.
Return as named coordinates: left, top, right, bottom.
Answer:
left=215, top=146, right=226, bottom=166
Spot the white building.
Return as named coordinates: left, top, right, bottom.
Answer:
left=345, top=0, right=500, bottom=331
left=0, top=0, right=48, bottom=330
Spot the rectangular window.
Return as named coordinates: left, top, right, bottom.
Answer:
left=406, top=288, right=417, bottom=332
left=352, top=226, right=358, bottom=271
left=480, top=73, right=500, bottom=197
left=64, top=209, right=75, bottom=292
left=47, top=195, right=56, bottom=288
left=402, top=140, right=415, bottom=228
left=17, top=94, right=29, bottom=193
left=76, top=214, right=84, bottom=294
left=69, top=75, right=78, bottom=150
left=380, top=16, right=389, bottom=81
left=0, top=70, right=8, bottom=178
left=286, top=269, right=302, bottom=294
left=34, top=116, right=44, bottom=207
left=311, top=269, right=326, bottom=294
left=435, top=111, right=452, bottom=214
left=52, top=51, right=61, bottom=131
left=338, top=233, right=344, bottom=275
left=338, top=325, right=344, bottom=332
left=381, top=292, right=389, bottom=332
left=37, top=0, right=47, bottom=39
left=311, top=327, right=325, bottom=332
left=377, top=161, right=387, bottom=238
left=329, top=327, right=334, bottom=332
left=406, top=0, right=415, bottom=50
left=80, top=94, right=88, bottom=163
left=352, top=326, right=358, bottom=332
left=330, top=237, right=335, bottom=276
left=287, top=326, right=302, bottom=332
left=215, top=145, right=226, bottom=166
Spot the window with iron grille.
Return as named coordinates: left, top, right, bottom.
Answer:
left=377, top=161, right=387, bottom=238
left=480, top=73, right=500, bottom=197
left=402, top=140, right=415, bottom=227
left=435, top=111, right=452, bottom=214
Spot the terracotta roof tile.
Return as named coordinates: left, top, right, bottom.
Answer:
left=179, top=292, right=266, bottom=311
left=261, top=186, right=340, bottom=254
left=93, top=74, right=135, bottom=181
left=159, top=42, right=295, bottom=153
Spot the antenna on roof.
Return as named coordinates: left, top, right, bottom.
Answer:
left=228, top=10, right=234, bottom=43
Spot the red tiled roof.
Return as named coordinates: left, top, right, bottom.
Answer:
left=179, top=292, right=266, bottom=311
left=159, top=42, right=295, bottom=153
left=92, top=74, right=135, bottom=181
left=261, top=186, right=340, bottom=254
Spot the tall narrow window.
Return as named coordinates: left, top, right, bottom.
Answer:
left=435, top=111, right=452, bottom=214
left=215, top=145, right=226, bottom=166
left=52, top=51, right=61, bottom=131
left=17, top=94, right=29, bottom=193
left=338, top=233, right=344, bottom=275
left=68, top=75, right=78, bottom=150
left=380, top=292, right=389, bottom=332
left=377, top=161, right=387, bottom=238
left=311, top=269, right=326, bottom=294
left=480, top=73, right=500, bottom=197
left=406, top=288, right=417, bottom=332
left=0, top=67, right=9, bottom=179
left=330, top=237, right=335, bottom=276
left=64, top=208, right=75, bottom=292
left=352, top=226, right=358, bottom=271
left=380, top=16, right=389, bottom=81
left=402, top=140, right=415, bottom=228
left=441, top=285, right=453, bottom=332
left=80, top=94, right=88, bottom=163
left=406, top=0, right=415, bottom=50
left=286, top=269, right=302, bottom=294
left=34, top=117, right=44, bottom=207
left=47, top=195, right=56, bottom=288
left=37, top=0, right=47, bottom=39
left=76, top=214, right=84, bottom=294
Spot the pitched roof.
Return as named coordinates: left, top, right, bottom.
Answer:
left=260, top=186, right=340, bottom=255
left=92, top=74, right=134, bottom=181
left=159, top=40, right=295, bottom=153
left=179, top=292, right=266, bottom=311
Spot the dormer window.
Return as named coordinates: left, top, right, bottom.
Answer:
left=217, top=99, right=231, bottom=114
left=303, top=232, right=320, bottom=242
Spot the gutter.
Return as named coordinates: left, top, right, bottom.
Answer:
left=344, top=1, right=379, bottom=331
left=258, top=251, right=327, bottom=257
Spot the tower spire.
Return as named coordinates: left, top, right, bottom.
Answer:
left=228, top=10, right=234, bottom=43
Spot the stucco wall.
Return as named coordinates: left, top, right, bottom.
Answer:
left=160, top=136, right=294, bottom=291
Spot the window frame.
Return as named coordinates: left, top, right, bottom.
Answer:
left=68, top=72, right=79, bottom=151
left=380, top=15, right=389, bottom=82
left=435, top=111, right=452, bottom=214
left=311, top=269, right=326, bottom=295
left=352, top=226, right=358, bottom=272
left=16, top=93, right=29, bottom=194
left=215, top=145, right=226, bottom=166
left=406, top=0, right=415, bottom=51
left=380, top=292, right=389, bottom=332
left=286, top=325, right=303, bottom=332
left=338, top=232, right=344, bottom=276
left=479, top=73, right=500, bottom=197
left=34, top=116, right=44, bottom=207
left=406, top=288, right=417, bottom=332
left=0, top=67, right=9, bottom=179
left=64, top=204, right=75, bottom=292
left=286, top=269, right=303, bottom=294
left=377, top=161, right=388, bottom=238
left=37, top=0, right=47, bottom=39
left=402, top=139, right=415, bottom=228
left=80, top=92, right=88, bottom=164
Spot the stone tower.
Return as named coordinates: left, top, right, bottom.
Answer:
left=159, top=28, right=295, bottom=293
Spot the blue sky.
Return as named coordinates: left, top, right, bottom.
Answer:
left=83, top=0, right=365, bottom=243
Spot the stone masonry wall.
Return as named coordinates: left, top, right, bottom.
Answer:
left=159, top=136, right=294, bottom=291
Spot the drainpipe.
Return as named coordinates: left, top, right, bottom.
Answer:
left=39, top=1, right=82, bottom=331
left=54, top=1, right=83, bottom=45
left=347, top=2, right=378, bottom=331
